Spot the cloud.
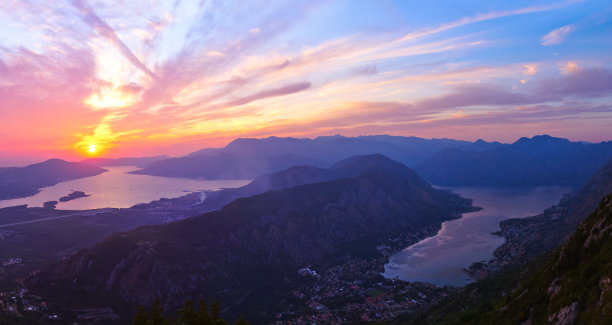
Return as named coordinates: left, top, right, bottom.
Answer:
left=539, top=66, right=612, bottom=98
left=541, top=24, right=574, bottom=46
left=224, top=82, right=312, bottom=107
left=398, top=0, right=581, bottom=43
left=559, top=61, right=582, bottom=74
left=415, top=67, right=612, bottom=111
left=524, top=64, right=537, bottom=75
left=69, top=0, right=159, bottom=81
left=351, top=64, right=378, bottom=76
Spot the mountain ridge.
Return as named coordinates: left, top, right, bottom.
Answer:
left=133, top=135, right=501, bottom=179
left=28, top=154, right=477, bottom=322
left=0, top=159, right=107, bottom=200
left=417, top=134, right=612, bottom=187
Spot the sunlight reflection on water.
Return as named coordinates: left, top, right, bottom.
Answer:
left=0, top=166, right=250, bottom=210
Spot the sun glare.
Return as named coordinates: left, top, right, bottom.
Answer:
left=89, top=144, right=97, bottom=153
left=85, top=87, right=136, bottom=109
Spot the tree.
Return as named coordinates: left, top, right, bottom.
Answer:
left=132, top=306, right=149, bottom=325
left=179, top=299, right=198, bottom=325
left=210, top=301, right=221, bottom=320
left=197, top=300, right=211, bottom=325
left=131, top=298, right=241, bottom=325
left=151, top=298, right=165, bottom=325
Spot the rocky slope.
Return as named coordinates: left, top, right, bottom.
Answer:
left=28, top=155, right=476, bottom=321
left=474, top=194, right=612, bottom=324
left=417, top=135, right=612, bottom=187
left=0, top=159, right=107, bottom=200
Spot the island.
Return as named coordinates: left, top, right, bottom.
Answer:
left=43, top=201, right=58, bottom=209
left=58, top=191, right=90, bottom=202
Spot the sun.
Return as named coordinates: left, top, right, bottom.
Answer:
left=89, top=144, right=97, bottom=153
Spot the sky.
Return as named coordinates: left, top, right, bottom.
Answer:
left=1, top=0, right=611, bottom=165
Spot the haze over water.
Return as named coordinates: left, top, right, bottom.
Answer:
left=383, top=186, right=571, bottom=287
left=0, top=166, right=250, bottom=210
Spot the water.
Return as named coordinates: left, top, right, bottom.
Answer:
left=0, top=166, right=251, bottom=210
left=382, top=186, right=571, bottom=287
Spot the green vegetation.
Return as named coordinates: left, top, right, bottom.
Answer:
left=131, top=299, right=249, bottom=325
left=478, top=194, right=612, bottom=324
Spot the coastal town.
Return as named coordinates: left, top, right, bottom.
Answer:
left=278, top=226, right=462, bottom=324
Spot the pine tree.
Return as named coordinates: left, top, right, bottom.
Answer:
left=196, top=300, right=211, bottom=325
left=210, top=301, right=221, bottom=320
left=132, top=306, right=149, bottom=325
left=179, top=299, right=198, bottom=325
left=150, top=298, right=165, bottom=325
left=210, top=301, right=228, bottom=325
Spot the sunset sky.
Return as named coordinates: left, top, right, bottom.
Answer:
left=1, top=0, right=611, bottom=165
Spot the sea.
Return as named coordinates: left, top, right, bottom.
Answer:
left=0, top=166, right=251, bottom=210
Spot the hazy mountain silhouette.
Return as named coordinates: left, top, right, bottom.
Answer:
left=82, top=155, right=169, bottom=167
left=417, top=135, right=612, bottom=187
left=0, top=159, right=107, bottom=200
left=132, top=135, right=501, bottom=179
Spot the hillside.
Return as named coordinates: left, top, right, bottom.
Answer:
left=132, top=135, right=500, bottom=179
left=0, top=159, right=107, bottom=200
left=462, top=194, right=612, bottom=324
left=494, top=156, right=612, bottom=264
left=200, top=153, right=435, bottom=211
left=417, top=135, right=612, bottom=187
left=28, top=155, right=476, bottom=322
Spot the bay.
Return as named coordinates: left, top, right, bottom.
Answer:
left=0, top=166, right=250, bottom=210
left=382, top=186, right=571, bottom=287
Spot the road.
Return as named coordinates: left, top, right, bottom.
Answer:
left=0, top=209, right=115, bottom=229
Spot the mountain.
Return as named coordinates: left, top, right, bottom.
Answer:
left=133, top=135, right=500, bottom=179
left=464, top=194, right=612, bottom=324
left=417, top=135, right=612, bottom=187
left=82, top=155, right=169, bottom=167
left=130, top=152, right=326, bottom=179
left=28, top=155, right=477, bottom=322
left=200, top=153, right=442, bottom=211
left=0, top=159, right=107, bottom=200
left=494, top=156, right=612, bottom=264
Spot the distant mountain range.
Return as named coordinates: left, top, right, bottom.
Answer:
left=130, top=152, right=326, bottom=179
left=82, top=155, right=169, bottom=167
left=130, top=135, right=501, bottom=179
left=417, top=135, right=612, bottom=187
left=0, top=159, right=106, bottom=200
left=28, top=154, right=477, bottom=322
